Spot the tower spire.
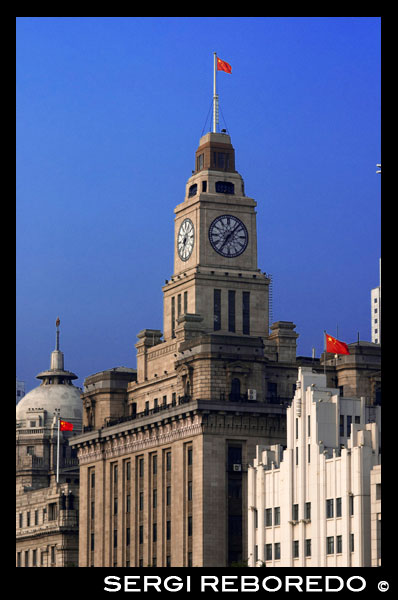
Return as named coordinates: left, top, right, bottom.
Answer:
left=56, top=317, right=60, bottom=351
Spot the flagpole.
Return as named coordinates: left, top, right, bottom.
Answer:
left=213, top=52, right=218, bottom=133
left=323, top=330, right=326, bottom=376
left=56, top=415, right=60, bottom=484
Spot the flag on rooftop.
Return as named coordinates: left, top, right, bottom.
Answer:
left=325, top=333, right=350, bottom=355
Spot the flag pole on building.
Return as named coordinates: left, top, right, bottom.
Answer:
left=213, top=52, right=218, bottom=133
left=56, top=410, right=60, bottom=484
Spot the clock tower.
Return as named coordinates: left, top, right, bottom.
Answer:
left=163, top=130, right=270, bottom=341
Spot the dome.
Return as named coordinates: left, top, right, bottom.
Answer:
left=16, top=318, right=82, bottom=432
left=16, top=382, right=82, bottom=429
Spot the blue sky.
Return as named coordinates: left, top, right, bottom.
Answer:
left=16, top=17, right=381, bottom=393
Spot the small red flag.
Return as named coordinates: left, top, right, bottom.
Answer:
left=217, top=57, right=232, bottom=74
left=325, top=333, right=350, bottom=355
left=60, top=419, right=73, bottom=431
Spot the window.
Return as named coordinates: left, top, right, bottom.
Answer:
left=91, top=533, right=95, bottom=551
left=326, top=499, right=334, bottom=519
left=336, top=535, right=342, bottom=554
left=167, top=521, right=171, bottom=540
left=113, top=498, right=118, bottom=515
left=327, top=536, right=334, bottom=554
left=305, top=539, right=311, bottom=557
left=215, top=181, right=234, bottom=194
left=126, top=495, right=130, bottom=514
left=139, top=525, right=143, bottom=544
left=188, top=516, right=192, bottom=536
left=305, top=502, right=311, bottom=520
left=113, top=529, right=118, bottom=548
left=355, top=415, right=360, bottom=424
left=19, top=513, right=23, bottom=528
left=349, top=495, right=354, bottom=516
left=242, top=292, right=250, bottom=335
left=27, top=446, right=35, bottom=455
left=126, top=527, right=130, bottom=547
left=254, top=509, right=258, bottom=528
left=274, top=542, right=281, bottom=560
left=188, top=183, right=197, bottom=197
left=139, top=458, right=144, bottom=477
left=228, top=290, right=236, bottom=332
left=126, top=461, right=131, bottom=481
left=184, top=291, right=188, bottom=313
left=265, top=544, right=272, bottom=561
left=214, top=289, right=221, bottom=331
left=187, top=447, right=193, bottom=465
left=153, top=489, right=157, bottom=508
left=114, top=464, right=118, bottom=484
left=308, top=444, right=311, bottom=463
left=350, top=533, right=354, bottom=552
left=347, top=415, right=352, bottom=438
left=153, top=523, right=157, bottom=542
left=293, top=540, right=299, bottom=558
left=336, top=497, right=342, bottom=517
left=307, top=415, right=311, bottom=437
left=153, top=455, right=157, bottom=475
left=48, top=503, right=57, bottom=521
left=295, top=418, right=299, bottom=439
left=139, top=492, right=144, bottom=511
left=171, top=297, right=175, bottom=338
left=32, top=549, right=37, bottom=566
left=274, top=506, right=280, bottom=526
left=166, top=452, right=171, bottom=471
left=202, top=180, right=207, bottom=192
left=295, top=446, right=299, bottom=465
left=177, top=294, right=181, bottom=316
left=340, top=415, right=344, bottom=437
left=265, top=508, right=272, bottom=527
left=167, top=486, right=171, bottom=506
left=188, top=481, right=192, bottom=501
left=292, top=504, right=299, bottom=521
left=197, top=153, right=204, bottom=171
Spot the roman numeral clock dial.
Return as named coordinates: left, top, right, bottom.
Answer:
left=177, top=218, right=195, bottom=261
left=209, top=215, right=248, bottom=257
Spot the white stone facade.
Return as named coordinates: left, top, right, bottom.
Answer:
left=248, top=367, right=381, bottom=567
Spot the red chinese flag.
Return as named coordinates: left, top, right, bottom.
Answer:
left=60, top=419, right=74, bottom=431
left=217, top=57, right=232, bottom=74
left=325, top=333, right=350, bottom=355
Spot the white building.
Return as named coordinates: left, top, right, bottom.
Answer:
left=371, top=258, right=381, bottom=344
left=248, top=367, right=381, bottom=567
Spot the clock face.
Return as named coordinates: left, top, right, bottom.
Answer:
left=209, top=215, right=248, bottom=257
left=177, top=218, right=195, bottom=261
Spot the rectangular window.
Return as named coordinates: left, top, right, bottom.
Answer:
left=292, top=504, right=299, bottom=521
left=114, top=497, right=118, bottom=515
left=114, top=464, right=118, bottom=484
left=34, top=510, right=38, bottom=525
left=308, top=415, right=311, bottom=437
left=187, top=446, right=193, bottom=465
left=113, top=529, right=118, bottom=548
left=308, top=443, right=311, bottom=463
left=339, top=415, right=344, bottom=437
left=305, top=502, right=311, bottom=520
left=265, top=543, right=272, bottom=561
left=188, top=481, right=192, bottom=501
left=167, top=486, right=171, bottom=506
left=139, top=458, right=144, bottom=477
left=242, top=292, right=250, bottom=335
left=187, top=516, right=192, bottom=536
left=126, top=461, right=131, bottom=481
left=295, top=446, right=299, bottom=465
left=326, top=499, right=334, bottom=519
left=171, top=297, right=175, bottom=338
left=293, top=540, right=299, bottom=558
left=336, top=497, right=342, bottom=517
left=139, top=525, right=143, bottom=544
left=350, top=533, right=354, bottom=552
left=347, top=415, right=352, bottom=438
left=126, top=527, right=130, bottom=547
left=274, top=506, right=280, bottom=526
left=197, top=153, right=204, bottom=171
left=265, top=508, right=272, bottom=527
left=126, top=495, right=130, bottom=514
left=355, top=415, right=360, bottom=424
left=166, top=452, right=172, bottom=471
left=327, top=536, right=334, bottom=554
left=214, top=289, right=221, bottom=331
left=228, top=290, right=236, bottom=332
left=139, top=492, right=144, bottom=511
left=32, top=549, right=37, bottom=567
left=305, top=539, right=311, bottom=557
left=27, top=512, right=30, bottom=527
left=166, top=521, right=171, bottom=540
left=153, top=455, right=157, bottom=475
left=19, top=513, right=23, bottom=528
left=274, top=542, right=281, bottom=560
left=153, top=523, right=157, bottom=542
left=349, top=495, right=354, bottom=516
left=91, top=533, right=95, bottom=551
left=184, top=291, right=188, bottom=313
left=177, top=294, right=181, bottom=317
left=295, top=418, right=299, bottom=439
left=153, top=489, right=157, bottom=508
left=336, top=535, right=342, bottom=554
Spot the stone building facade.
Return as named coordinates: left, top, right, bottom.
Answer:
left=16, top=321, right=82, bottom=567
left=71, top=131, right=381, bottom=567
